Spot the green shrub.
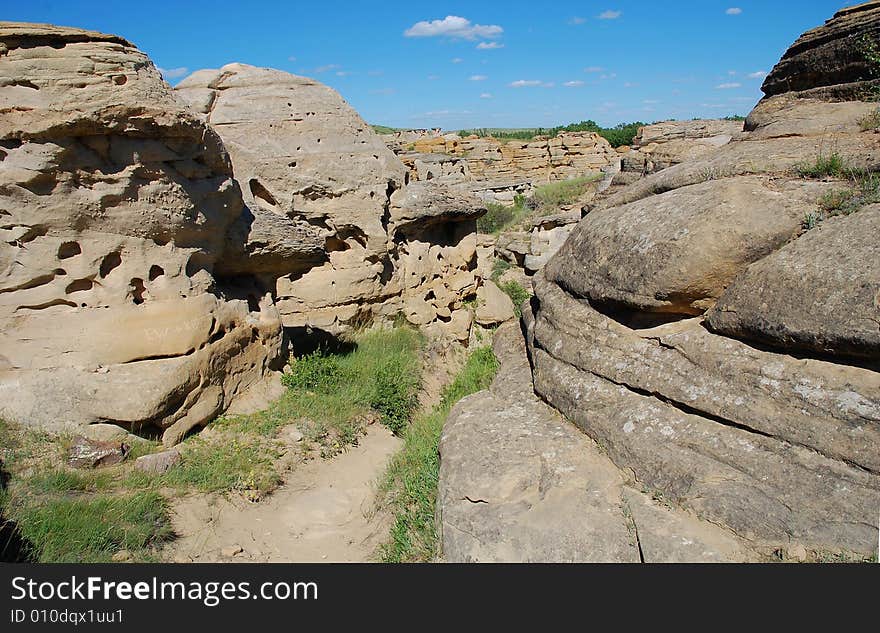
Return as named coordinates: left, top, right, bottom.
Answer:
left=500, top=280, right=530, bottom=317
left=281, top=351, right=348, bottom=392
left=818, top=189, right=855, bottom=213
left=371, top=360, right=421, bottom=435
left=533, top=175, right=600, bottom=208
left=859, top=108, right=880, bottom=131
left=477, top=202, right=521, bottom=234
left=802, top=211, right=822, bottom=230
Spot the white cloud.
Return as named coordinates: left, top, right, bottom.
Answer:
left=568, top=16, right=587, bottom=25
left=726, top=7, right=742, bottom=15
left=404, top=15, right=503, bottom=40
left=336, top=71, right=352, bottom=77
left=427, top=74, right=440, bottom=80
left=314, top=64, right=340, bottom=73
left=368, top=70, right=384, bottom=76
left=599, top=73, right=617, bottom=80
left=643, top=99, right=660, bottom=104
left=747, top=70, right=767, bottom=79
left=509, top=79, right=553, bottom=88
left=480, top=92, right=493, bottom=99
left=716, top=82, right=742, bottom=89
left=564, top=80, right=585, bottom=87
left=451, top=57, right=464, bottom=64
left=598, top=10, right=622, bottom=20
left=584, top=66, right=605, bottom=73
left=158, top=67, right=189, bottom=79
left=287, top=56, right=297, bottom=62
left=728, top=70, right=738, bottom=76
left=623, top=82, right=638, bottom=88
left=477, top=41, right=504, bottom=50
left=469, top=75, right=488, bottom=81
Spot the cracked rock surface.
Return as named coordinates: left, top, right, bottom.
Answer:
left=438, top=323, right=756, bottom=562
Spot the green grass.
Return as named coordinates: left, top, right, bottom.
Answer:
left=499, top=281, right=530, bottom=318
left=477, top=200, right=528, bottom=234
left=858, top=108, right=880, bottom=131
left=9, top=491, right=171, bottom=562
left=477, top=175, right=599, bottom=235
left=805, top=171, right=880, bottom=229
left=379, top=346, right=499, bottom=563
left=533, top=175, right=601, bottom=208
left=795, top=152, right=848, bottom=179
left=280, top=326, right=422, bottom=441
left=490, top=259, right=512, bottom=283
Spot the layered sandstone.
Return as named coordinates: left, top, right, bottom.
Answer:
left=439, top=2, right=880, bottom=559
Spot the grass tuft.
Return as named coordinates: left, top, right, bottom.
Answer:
left=10, top=491, right=172, bottom=563
left=499, top=280, right=530, bottom=317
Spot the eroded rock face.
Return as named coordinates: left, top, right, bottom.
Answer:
left=388, top=130, right=620, bottom=206
left=706, top=205, right=880, bottom=361
left=761, top=0, right=880, bottom=100
left=176, top=64, right=487, bottom=338
left=0, top=23, right=284, bottom=444
left=619, top=119, right=743, bottom=178
left=521, top=6, right=880, bottom=556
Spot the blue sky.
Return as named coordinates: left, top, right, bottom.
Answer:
left=8, top=1, right=847, bottom=129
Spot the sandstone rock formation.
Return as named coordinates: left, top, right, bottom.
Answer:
left=0, top=23, right=286, bottom=444
left=440, top=2, right=880, bottom=559
left=618, top=119, right=744, bottom=181
left=438, top=324, right=756, bottom=562
left=176, top=64, right=488, bottom=339
left=388, top=131, right=620, bottom=206
left=526, top=4, right=880, bottom=556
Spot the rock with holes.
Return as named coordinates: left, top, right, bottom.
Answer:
left=706, top=205, right=880, bottom=361
left=176, top=64, right=486, bottom=337
left=175, top=64, right=407, bottom=334
left=0, top=23, right=285, bottom=444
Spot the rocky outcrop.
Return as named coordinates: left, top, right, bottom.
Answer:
left=762, top=0, right=880, bottom=100
left=176, top=64, right=487, bottom=339
left=522, top=5, right=880, bottom=557
left=619, top=119, right=743, bottom=178
left=389, top=131, right=620, bottom=206
left=0, top=24, right=286, bottom=444
left=706, top=205, right=880, bottom=361
left=438, top=323, right=757, bottom=562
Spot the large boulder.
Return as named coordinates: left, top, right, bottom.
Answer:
left=706, top=205, right=880, bottom=361
left=0, top=23, right=285, bottom=444
left=546, top=176, right=831, bottom=316
left=761, top=0, right=880, bottom=100
left=176, top=64, right=485, bottom=337
left=438, top=324, right=756, bottom=562
left=520, top=4, right=880, bottom=557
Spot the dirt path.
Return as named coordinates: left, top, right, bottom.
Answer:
left=166, top=425, right=402, bottom=562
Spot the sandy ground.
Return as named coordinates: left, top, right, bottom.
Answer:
left=165, top=425, right=402, bottom=563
